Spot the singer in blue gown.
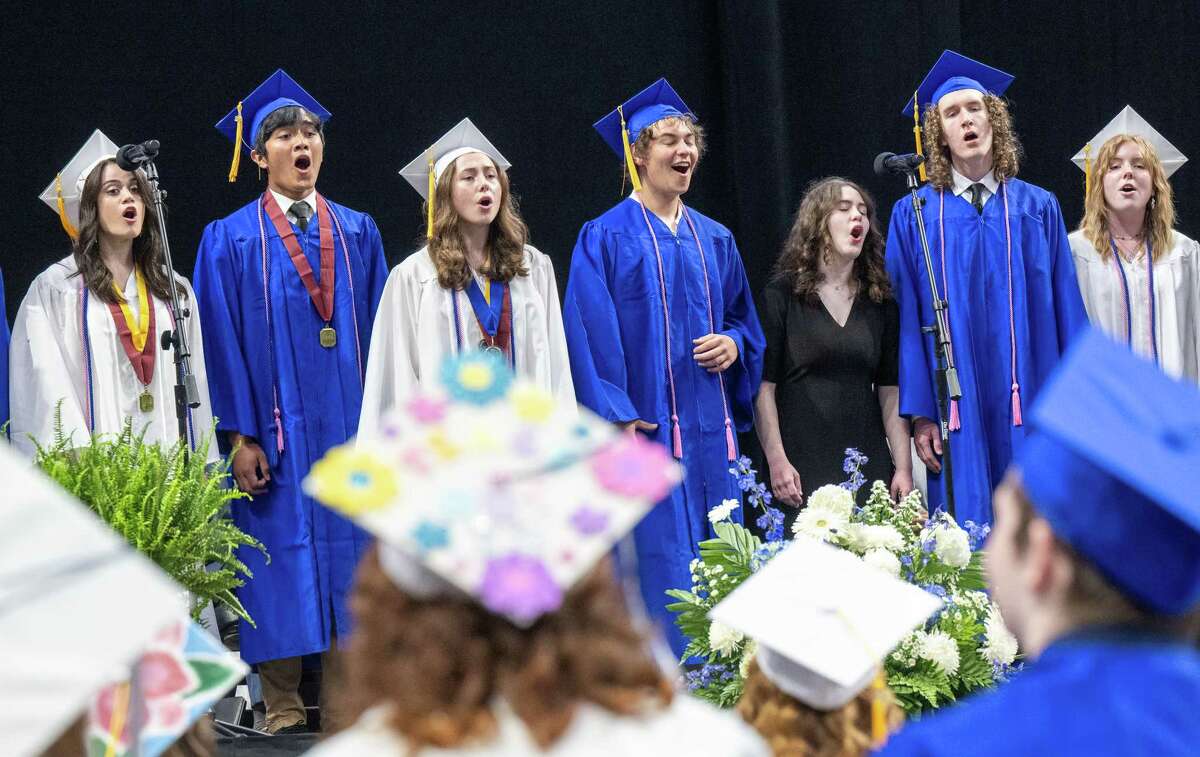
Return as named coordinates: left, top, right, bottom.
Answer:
left=194, top=197, right=387, bottom=665
left=564, top=197, right=764, bottom=656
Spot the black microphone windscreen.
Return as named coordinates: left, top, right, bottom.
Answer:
left=873, top=152, right=896, bottom=177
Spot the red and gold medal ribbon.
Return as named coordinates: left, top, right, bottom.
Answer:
left=106, top=268, right=157, bottom=387
left=263, top=191, right=336, bottom=325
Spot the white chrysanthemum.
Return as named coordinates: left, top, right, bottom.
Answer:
left=982, top=608, right=1018, bottom=666
left=708, top=498, right=740, bottom=525
left=708, top=620, right=744, bottom=658
left=862, top=548, right=901, bottom=576
left=805, top=484, right=855, bottom=518
left=849, top=523, right=905, bottom=553
left=933, top=524, right=971, bottom=568
left=918, top=629, right=961, bottom=676
left=739, top=639, right=758, bottom=679
left=791, top=505, right=850, bottom=542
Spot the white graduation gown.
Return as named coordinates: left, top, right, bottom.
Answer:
left=1068, top=230, right=1200, bottom=382
left=307, top=696, right=769, bottom=756
left=8, top=256, right=217, bottom=459
left=359, top=244, right=575, bottom=437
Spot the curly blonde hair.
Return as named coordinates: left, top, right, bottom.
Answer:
left=623, top=115, right=708, bottom=187
left=922, top=93, right=1022, bottom=190
left=1078, top=134, right=1176, bottom=262
left=425, top=154, right=529, bottom=291
left=736, top=660, right=904, bottom=757
left=339, top=547, right=673, bottom=752
left=773, top=177, right=891, bottom=304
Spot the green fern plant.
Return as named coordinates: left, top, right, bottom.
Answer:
left=32, top=407, right=267, bottom=626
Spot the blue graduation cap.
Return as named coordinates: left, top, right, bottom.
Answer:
left=215, top=69, right=331, bottom=182
left=1014, top=328, right=1200, bottom=614
left=593, top=78, right=693, bottom=193
left=900, top=50, right=1014, bottom=117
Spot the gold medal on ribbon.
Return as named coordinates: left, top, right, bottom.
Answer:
left=320, top=325, right=337, bottom=348
left=139, top=390, right=155, bottom=413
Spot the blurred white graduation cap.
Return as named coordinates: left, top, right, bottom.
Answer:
left=710, top=536, right=941, bottom=710
left=1071, top=105, right=1187, bottom=178
left=0, top=444, right=184, bottom=756
left=38, top=129, right=120, bottom=239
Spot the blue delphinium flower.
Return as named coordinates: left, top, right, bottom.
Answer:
left=750, top=541, right=785, bottom=573
left=686, top=662, right=731, bottom=691
left=839, top=448, right=869, bottom=495
left=963, top=519, right=992, bottom=550
left=755, top=506, right=786, bottom=543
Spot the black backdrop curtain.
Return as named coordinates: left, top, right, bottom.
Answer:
left=3, top=0, right=1197, bottom=338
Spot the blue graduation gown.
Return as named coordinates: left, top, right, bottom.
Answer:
left=885, top=180, right=1087, bottom=525
left=193, top=197, right=387, bottom=664
left=1, top=266, right=8, bottom=432
left=879, top=629, right=1200, bottom=756
left=562, top=198, right=765, bottom=656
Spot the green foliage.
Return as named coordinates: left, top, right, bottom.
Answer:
left=32, top=409, right=266, bottom=625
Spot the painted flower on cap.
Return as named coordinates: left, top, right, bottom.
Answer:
left=478, top=553, right=563, bottom=623
left=570, top=505, right=610, bottom=536
left=590, top=434, right=676, bottom=502
left=407, top=394, right=448, bottom=424
left=411, top=521, right=450, bottom=553
left=308, top=447, right=399, bottom=515
left=511, top=384, right=557, bottom=423
left=441, top=350, right=512, bottom=405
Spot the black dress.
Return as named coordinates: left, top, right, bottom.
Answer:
left=760, top=277, right=899, bottom=523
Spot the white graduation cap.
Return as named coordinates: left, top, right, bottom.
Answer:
left=709, top=536, right=942, bottom=711
left=0, top=444, right=183, bottom=756
left=399, top=117, right=511, bottom=200
left=38, top=129, right=121, bottom=239
left=1071, top=105, right=1188, bottom=178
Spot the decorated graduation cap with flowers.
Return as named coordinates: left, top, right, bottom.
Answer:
left=593, top=77, right=695, bottom=194
left=304, top=350, right=682, bottom=625
left=38, top=129, right=121, bottom=239
left=0, top=443, right=245, bottom=757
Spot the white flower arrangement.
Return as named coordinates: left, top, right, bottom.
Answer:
left=668, top=452, right=1019, bottom=715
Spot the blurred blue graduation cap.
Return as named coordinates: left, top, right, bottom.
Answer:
left=593, top=78, right=693, bottom=192
left=900, top=50, right=1014, bottom=117
left=215, top=69, right=331, bottom=182
left=1015, top=328, right=1200, bottom=614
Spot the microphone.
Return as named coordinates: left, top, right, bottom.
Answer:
left=874, top=151, right=925, bottom=176
left=115, top=140, right=161, bottom=171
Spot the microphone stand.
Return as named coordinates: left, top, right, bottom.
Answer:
left=142, top=159, right=201, bottom=455
left=903, top=169, right=960, bottom=518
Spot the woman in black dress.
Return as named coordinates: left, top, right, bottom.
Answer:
left=755, top=177, right=912, bottom=523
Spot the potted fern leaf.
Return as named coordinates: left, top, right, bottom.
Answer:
left=32, top=410, right=267, bottom=626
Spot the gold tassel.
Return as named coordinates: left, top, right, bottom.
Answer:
left=912, top=91, right=927, bottom=183
left=426, top=150, right=435, bottom=240
left=619, top=104, right=643, bottom=193
left=870, top=669, right=889, bottom=748
left=1083, top=142, right=1092, bottom=199
left=55, top=173, right=79, bottom=239
left=227, top=101, right=244, bottom=183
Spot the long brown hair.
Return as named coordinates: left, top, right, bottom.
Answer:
left=426, top=155, right=529, bottom=291
left=774, top=177, right=891, bottom=303
left=1079, top=134, right=1176, bottom=263
left=737, top=659, right=904, bottom=757
left=923, top=94, right=1023, bottom=191
left=70, top=159, right=179, bottom=305
left=341, top=547, right=672, bottom=752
